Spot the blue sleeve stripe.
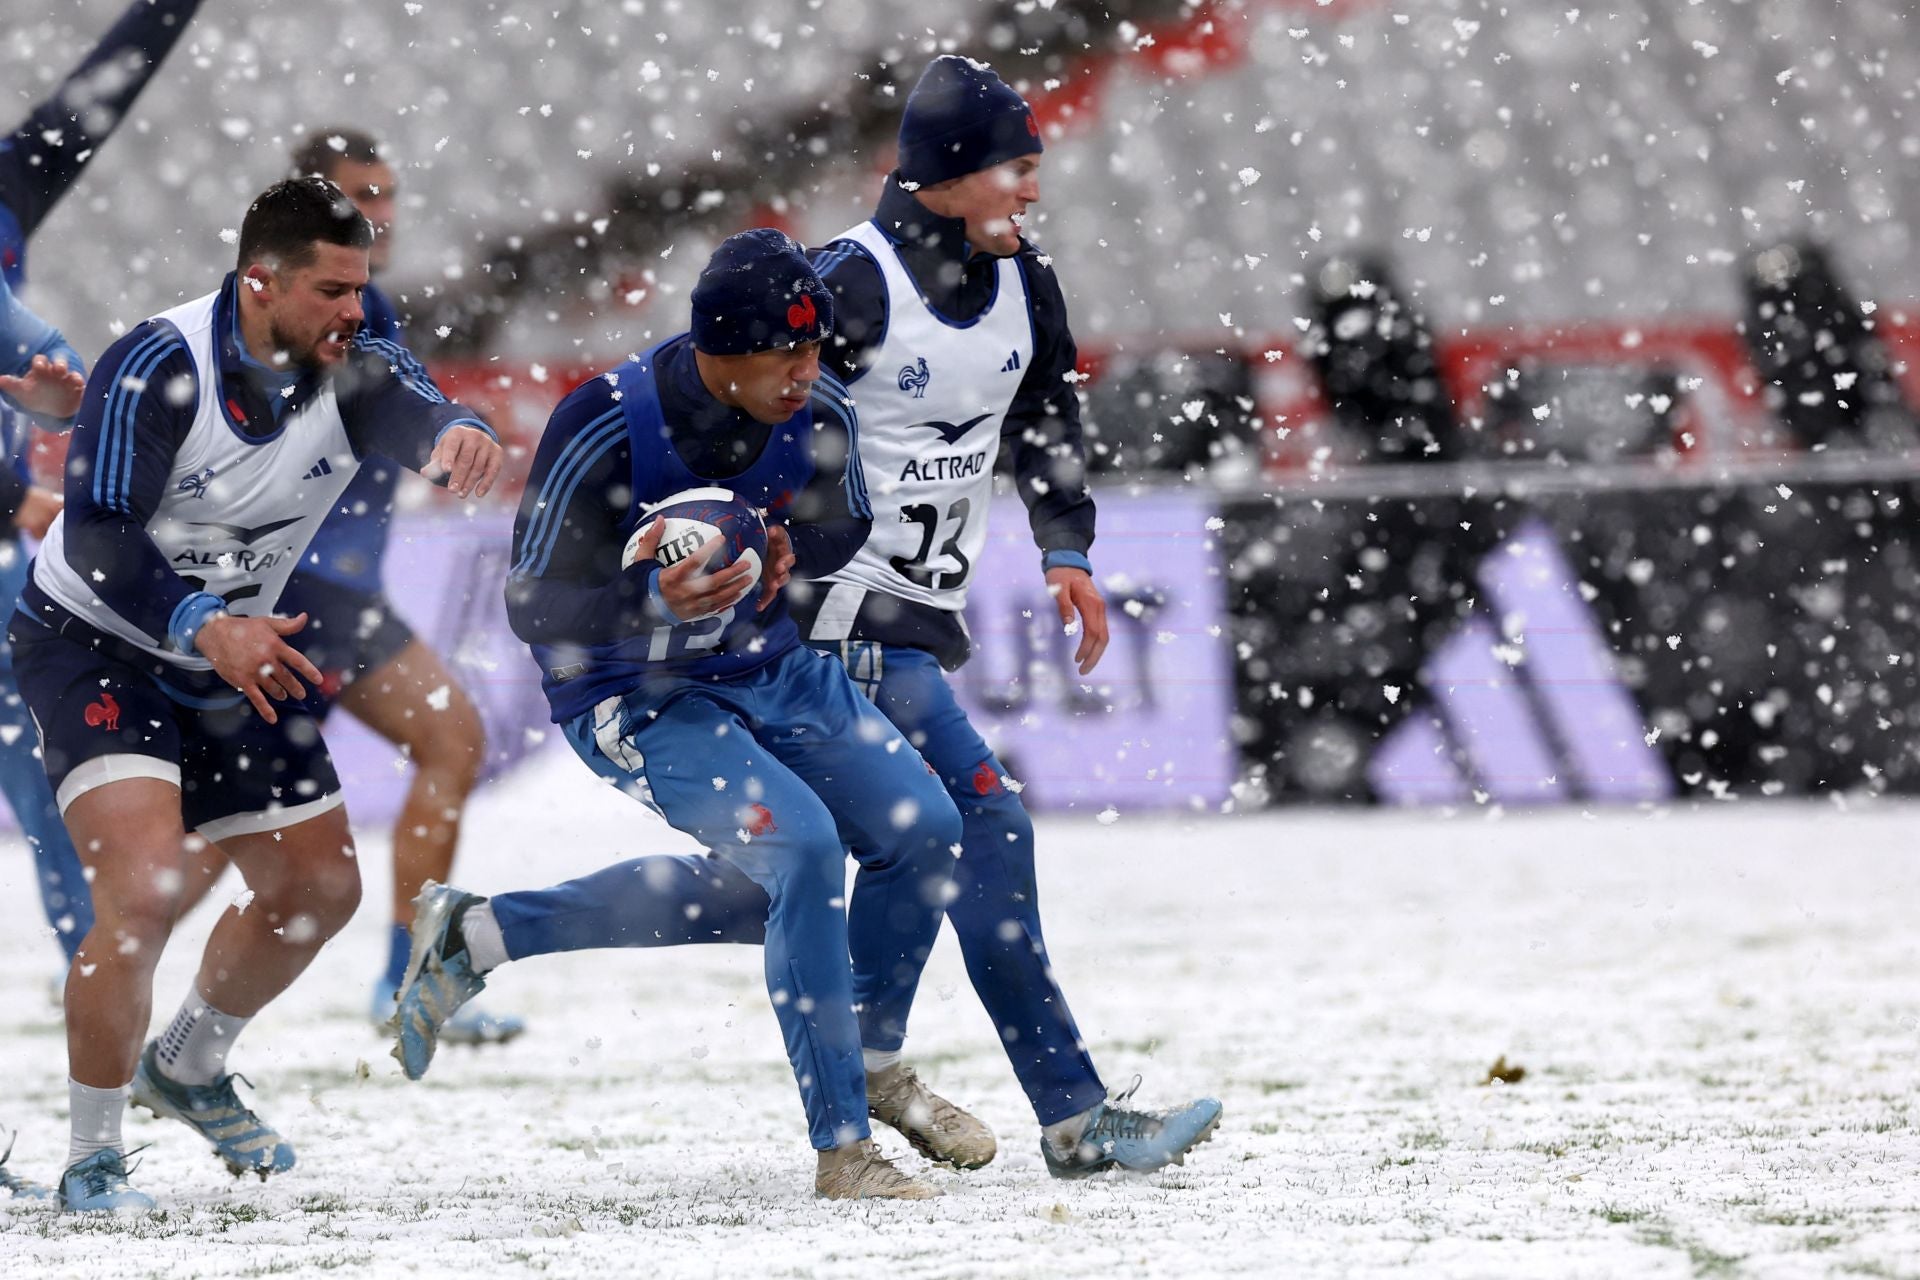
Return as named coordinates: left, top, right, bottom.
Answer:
left=93, top=328, right=182, bottom=511
left=91, top=330, right=160, bottom=506
left=808, top=378, right=871, bottom=520
left=355, top=333, right=447, bottom=404
left=512, top=403, right=623, bottom=573
left=524, top=414, right=626, bottom=577
left=511, top=406, right=627, bottom=578
left=809, top=244, right=856, bottom=279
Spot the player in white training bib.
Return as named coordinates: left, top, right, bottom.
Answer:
left=8, top=177, right=500, bottom=1213
left=793, top=56, right=1221, bottom=1179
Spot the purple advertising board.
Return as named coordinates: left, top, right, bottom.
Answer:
left=348, top=490, right=1236, bottom=817
left=319, top=508, right=553, bottom=819
left=0, top=489, right=1234, bottom=829
left=948, top=490, right=1236, bottom=812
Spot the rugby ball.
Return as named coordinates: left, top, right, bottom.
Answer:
left=621, top=487, right=768, bottom=598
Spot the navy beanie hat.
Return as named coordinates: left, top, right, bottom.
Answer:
left=689, top=228, right=833, bottom=355
left=897, top=55, right=1042, bottom=188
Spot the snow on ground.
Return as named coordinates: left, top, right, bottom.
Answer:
left=3, top=749, right=1919, bottom=1278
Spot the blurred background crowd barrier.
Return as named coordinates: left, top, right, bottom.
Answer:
left=17, top=0, right=1920, bottom=812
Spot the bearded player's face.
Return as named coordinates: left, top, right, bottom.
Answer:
left=249, top=241, right=369, bottom=370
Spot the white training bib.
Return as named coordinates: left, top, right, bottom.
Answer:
left=34, top=289, right=360, bottom=669
left=814, top=219, right=1032, bottom=615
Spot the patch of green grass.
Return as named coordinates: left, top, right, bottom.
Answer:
left=1596, top=1204, right=1649, bottom=1224
left=297, top=1193, right=350, bottom=1214
left=1755, top=1210, right=1838, bottom=1228
left=1686, top=1242, right=1747, bottom=1276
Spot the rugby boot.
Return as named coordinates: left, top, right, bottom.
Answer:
left=815, top=1138, right=940, bottom=1201
left=130, top=1041, right=294, bottom=1178
left=370, top=979, right=525, bottom=1048
left=390, top=881, right=491, bottom=1080
left=0, top=1132, right=53, bottom=1200
left=866, top=1063, right=996, bottom=1170
left=58, top=1148, right=153, bottom=1214
left=1042, top=1076, right=1222, bottom=1179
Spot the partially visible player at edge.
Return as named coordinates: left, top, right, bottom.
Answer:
left=0, top=0, right=206, bottom=1203
left=276, top=128, right=522, bottom=1045
left=0, top=0, right=206, bottom=969
left=0, top=274, right=86, bottom=1202
left=9, top=178, right=500, bottom=1213
left=392, top=229, right=981, bottom=1200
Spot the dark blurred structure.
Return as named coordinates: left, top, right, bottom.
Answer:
left=1080, top=349, right=1258, bottom=477
left=1223, top=477, right=1920, bottom=804
left=1481, top=361, right=1691, bottom=463
left=1741, top=239, right=1920, bottom=451
left=1304, top=256, right=1461, bottom=462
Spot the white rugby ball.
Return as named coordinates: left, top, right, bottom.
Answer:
left=620, top=486, right=766, bottom=604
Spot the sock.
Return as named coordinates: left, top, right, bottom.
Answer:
left=460, top=900, right=508, bottom=974
left=68, top=1078, right=128, bottom=1168
left=862, top=1047, right=903, bottom=1076
left=1043, top=1104, right=1098, bottom=1157
left=155, top=988, right=252, bottom=1086
left=382, top=923, right=411, bottom=990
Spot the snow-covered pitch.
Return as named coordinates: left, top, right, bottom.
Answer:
left=2, top=751, right=1917, bottom=1277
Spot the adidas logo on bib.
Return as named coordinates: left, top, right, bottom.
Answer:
left=1001, top=350, right=1021, bottom=372
left=303, top=457, right=334, bottom=480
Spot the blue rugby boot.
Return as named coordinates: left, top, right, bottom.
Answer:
left=390, top=881, right=492, bottom=1080
left=1042, top=1077, right=1223, bottom=1179
left=129, top=1041, right=295, bottom=1179
left=371, top=978, right=526, bottom=1048
left=58, top=1149, right=154, bottom=1214
left=1, top=1132, right=54, bottom=1200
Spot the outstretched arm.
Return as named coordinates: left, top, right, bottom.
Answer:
left=0, top=0, right=207, bottom=240
left=0, top=272, right=85, bottom=422
left=336, top=333, right=500, bottom=498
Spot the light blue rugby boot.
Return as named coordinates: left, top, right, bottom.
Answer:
left=370, top=979, right=525, bottom=1048
left=1042, top=1077, right=1223, bottom=1179
left=58, top=1148, right=154, bottom=1214
left=390, top=881, right=493, bottom=1081
left=129, top=1041, right=295, bottom=1179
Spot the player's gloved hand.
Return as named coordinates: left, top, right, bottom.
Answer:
left=421, top=425, right=503, bottom=500
left=195, top=611, right=324, bottom=725
left=11, top=485, right=61, bottom=539
left=0, top=353, right=85, bottom=420
left=628, top=521, right=757, bottom=621
left=1046, top=567, right=1109, bottom=675
left=755, top=524, right=796, bottom=612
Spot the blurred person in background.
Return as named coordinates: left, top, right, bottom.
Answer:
left=276, top=128, right=523, bottom=1047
